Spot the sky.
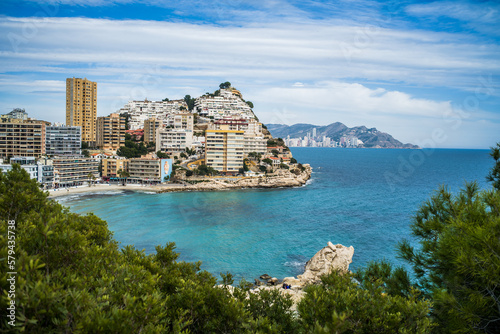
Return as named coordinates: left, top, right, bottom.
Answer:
left=0, top=0, right=499, bottom=148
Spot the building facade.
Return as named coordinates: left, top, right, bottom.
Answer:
left=128, top=158, right=161, bottom=184
left=144, top=117, right=160, bottom=143
left=205, top=129, right=245, bottom=174
left=45, top=125, right=81, bottom=156
left=96, top=113, right=126, bottom=151
left=0, top=118, right=48, bottom=159
left=194, top=89, right=254, bottom=120
left=1, top=157, right=54, bottom=188
left=66, top=77, right=97, bottom=144
left=102, top=158, right=129, bottom=178
left=48, top=156, right=99, bottom=187
left=117, top=99, right=188, bottom=130
left=155, top=128, right=193, bottom=154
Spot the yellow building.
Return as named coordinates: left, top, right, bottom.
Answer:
left=102, top=158, right=129, bottom=178
left=205, top=129, right=245, bottom=174
left=96, top=113, right=126, bottom=151
left=0, top=118, right=48, bottom=159
left=66, top=77, right=97, bottom=144
left=144, top=117, right=160, bottom=143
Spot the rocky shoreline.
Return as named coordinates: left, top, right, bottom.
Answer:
left=223, top=242, right=355, bottom=310
left=48, top=165, right=312, bottom=198
left=154, top=164, right=312, bottom=193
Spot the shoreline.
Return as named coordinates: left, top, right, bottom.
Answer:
left=48, top=166, right=312, bottom=198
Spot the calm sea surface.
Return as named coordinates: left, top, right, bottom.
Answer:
left=59, top=148, right=493, bottom=282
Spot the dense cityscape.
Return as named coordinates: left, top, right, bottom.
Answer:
left=0, top=78, right=300, bottom=189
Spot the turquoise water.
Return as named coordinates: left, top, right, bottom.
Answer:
left=59, top=148, right=493, bottom=282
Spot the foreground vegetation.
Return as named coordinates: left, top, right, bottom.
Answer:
left=1, top=143, right=499, bottom=333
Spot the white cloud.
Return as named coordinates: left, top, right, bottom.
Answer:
left=0, top=15, right=498, bottom=148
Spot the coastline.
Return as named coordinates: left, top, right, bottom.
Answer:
left=48, top=165, right=312, bottom=198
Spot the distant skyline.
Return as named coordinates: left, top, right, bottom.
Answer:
left=0, top=0, right=499, bottom=149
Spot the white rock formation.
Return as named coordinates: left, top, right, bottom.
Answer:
left=254, top=242, right=354, bottom=310
left=296, top=242, right=354, bottom=284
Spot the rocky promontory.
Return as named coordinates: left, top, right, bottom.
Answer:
left=153, top=164, right=312, bottom=193
left=238, top=242, right=354, bottom=309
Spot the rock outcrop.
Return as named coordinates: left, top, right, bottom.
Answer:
left=153, top=164, right=312, bottom=193
left=297, top=242, right=354, bottom=283
left=251, top=242, right=354, bottom=309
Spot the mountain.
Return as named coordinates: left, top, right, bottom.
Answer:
left=265, top=122, right=419, bottom=149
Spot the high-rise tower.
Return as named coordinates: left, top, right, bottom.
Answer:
left=66, top=77, right=97, bottom=144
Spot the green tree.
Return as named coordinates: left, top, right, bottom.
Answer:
left=87, top=172, right=96, bottom=187
left=487, top=142, right=500, bottom=190
left=263, top=158, right=272, bottom=165
left=399, top=181, right=500, bottom=333
left=298, top=270, right=434, bottom=333
left=184, top=95, right=195, bottom=111
left=219, top=81, right=231, bottom=89
left=117, top=169, right=130, bottom=186
left=156, top=151, right=169, bottom=159
left=246, top=101, right=254, bottom=108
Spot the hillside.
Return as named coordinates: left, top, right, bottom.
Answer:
left=266, top=122, right=419, bottom=149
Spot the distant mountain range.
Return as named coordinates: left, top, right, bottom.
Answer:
left=265, top=122, right=419, bottom=149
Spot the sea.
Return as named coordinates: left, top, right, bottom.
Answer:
left=58, top=148, right=494, bottom=282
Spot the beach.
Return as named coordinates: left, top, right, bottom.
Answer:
left=48, top=166, right=312, bottom=198
left=47, top=183, right=178, bottom=198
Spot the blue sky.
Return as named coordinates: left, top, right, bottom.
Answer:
left=0, top=0, right=499, bottom=148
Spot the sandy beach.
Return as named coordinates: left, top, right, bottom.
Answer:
left=47, top=183, right=177, bottom=198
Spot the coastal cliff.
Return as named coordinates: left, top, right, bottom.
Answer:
left=155, top=164, right=312, bottom=193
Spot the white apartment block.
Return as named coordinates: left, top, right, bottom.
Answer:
left=118, top=99, right=188, bottom=130
left=166, top=113, right=194, bottom=131
left=194, top=89, right=254, bottom=120
left=156, top=128, right=194, bottom=154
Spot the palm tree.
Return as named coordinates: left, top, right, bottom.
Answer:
left=117, top=169, right=130, bottom=186
left=87, top=172, right=96, bottom=187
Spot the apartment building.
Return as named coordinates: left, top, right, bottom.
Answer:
left=66, top=77, right=97, bottom=144
left=155, top=128, right=193, bottom=154
left=128, top=158, right=161, bottom=184
left=0, top=157, right=54, bottom=188
left=47, top=156, right=99, bottom=187
left=96, top=113, right=126, bottom=151
left=210, top=117, right=266, bottom=156
left=102, top=158, right=129, bottom=178
left=194, top=89, right=253, bottom=120
left=144, top=117, right=160, bottom=143
left=1, top=108, right=28, bottom=121
left=0, top=118, right=48, bottom=159
left=205, top=129, right=245, bottom=174
left=118, top=99, right=188, bottom=130
left=45, top=124, right=81, bottom=156
left=168, top=113, right=194, bottom=130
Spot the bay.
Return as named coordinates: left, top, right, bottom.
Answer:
left=59, top=148, right=493, bottom=282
